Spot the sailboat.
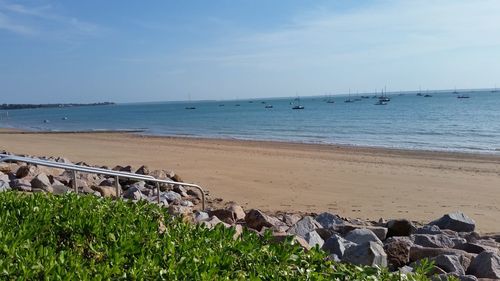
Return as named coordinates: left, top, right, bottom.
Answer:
left=185, top=94, right=196, bottom=109
left=378, top=87, right=390, bottom=102
left=344, top=89, right=355, bottom=103
left=292, top=96, right=304, bottom=109
left=326, top=94, right=335, bottom=103
left=492, top=85, right=498, bottom=93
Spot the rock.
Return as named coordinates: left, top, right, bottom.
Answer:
left=99, top=178, right=117, bottom=187
left=387, top=219, right=416, bottom=237
left=345, top=228, right=383, bottom=245
left=271, top=233, right=311, bottom=251
left=384, top=237, right=413, bottom=268
left=305, top=231, right=324, bottom=248
left=30, top=173, right=53, bottom=193
left=281, top=214, right=302, bottom=226
left=245, top=209, right=288, bottom=232
left=209, top=209, right=235, bottom=224
left=52, top=185, right=70, bottom=195
left=227, top=203, right=245, bottom=221
left=431, top=254, right=465, bottom=275
left=334, top=224, right=388, bottom=241
left=315, top=212, right=344, bottom=228
left=0, top=180, right=11, bottom=192
left=342, top=241, right=388, bottom=267
left=287, top=216, right=322, bottom=238
left=315, top=227, right=338, bottom=240
left=186, top=189, right=202, bottom=200
left=430, top=212, right=475, bottom=232
left=123, top=186, right=143, bottom=200
left=412, top=234, right=456, bottom=248
left=135, top=165, right=150, bottom=175
left=0, top=171, right=9, bottom=182
left=113, top=165, right=133, bottom=172
left=173, top=185, right=188, bottom=197
left=15, top=165, right=36, bottom=178
left=409, top=246, right=474, bottom=263
left=456, top=242, right=498, bottom=254
left=467, top=251, right=500, bottom=278
left=168, top=205, right=192, bottom=218
left=416, top=225, right=443, bottom=235
left=200, top=216, right=231, bottom=229
left=93, top=185, right=118, bottom=198
left=181, top=200, right=194, bottom=207
left=233, top=224, right=243, bottom=240
left=322, top=234, right=356, bottom=258
left=162, top=191, right=182, bottom=203
left=399, top=265, right=413, bottom=273
left=194, top=211, right=210, bottom=222
left=11, top=179, right=31, bottom=192
left=168, top=171, right=182, bottom=182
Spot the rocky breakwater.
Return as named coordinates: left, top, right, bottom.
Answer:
left=1, top=152, right=499, bottom=279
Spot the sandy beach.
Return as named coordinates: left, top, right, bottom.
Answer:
left=1, top=129, right=500, bottom=233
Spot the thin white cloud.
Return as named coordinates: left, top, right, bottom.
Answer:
left=0, top=0, right=101, bottom=37
left=0, top=11, right=34, bottom=35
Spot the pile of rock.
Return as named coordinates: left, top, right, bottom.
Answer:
left=1, top=153, right=499, bottom=279
left=0, top=154, right=205, bottom=212
left=192, top=206, right=500, bottom=280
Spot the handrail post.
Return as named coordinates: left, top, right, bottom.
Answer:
left=72, top=170, right=78, bottom=194
left=115, top=175, right=120, bottom=199
left=156, top=182, right=160, bottom=204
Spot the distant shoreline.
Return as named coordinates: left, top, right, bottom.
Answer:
left=0, top=102, right=115, bottom=110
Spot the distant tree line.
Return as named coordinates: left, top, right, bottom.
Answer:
left=0, top=102, right=115, bottom=110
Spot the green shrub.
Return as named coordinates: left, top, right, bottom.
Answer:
left=0, top=192, right=445, bottom=280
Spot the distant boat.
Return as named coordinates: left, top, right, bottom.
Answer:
left=424, top=94, right=432, bottom=97
left=344, top=89, right=355, bottom=103
left=326, top=99, right=335, bottom=103
left=374, top=100, right=387, bottom=105
left=453, top=87, right=458, bottom=94
left=416, top=93, right=423, bottom=96
left=235, top=104, right=241, bottom=107
left=218, top=104, right=225, bottom=107
left=457, top=95, right=470, bottom=99
left=261, top=101, right=266, bottom=104
left=43, top=119, right=50, bottom=123
left=361, top=96, right=370, bottom=99
left=292, top=97, right=304, bottom=109
left=248, top=101, right=253, bottom=103
left=185, top=94, right=196, bottom=109
left=265, top=105, right=273, bottom=109
left=62, top=117, right=68, bottom=120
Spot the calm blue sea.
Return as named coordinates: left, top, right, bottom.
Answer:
left=2, top=90, right=500, bottom=154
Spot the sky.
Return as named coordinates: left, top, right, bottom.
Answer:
left=1, top=0, right=500, bottom=103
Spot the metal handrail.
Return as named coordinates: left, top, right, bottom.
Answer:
left=0, top=153, right=205, bottom=209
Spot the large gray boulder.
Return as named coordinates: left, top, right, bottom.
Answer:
left=342, top=241, right=388, bottom=267
left=412, top=234, right=456, bottom=248
left=334, top=224, right=388, bottom=241
left=322, top=234, right=356, bottom=258
left=432, top=254, right=465, bottom=275
left=345, top=228, right=383, bottom=245
left=387, top=219, right=416, bottom=237
left=315, top=212, right=343, bottom=228
left=430, top=212, right=475, bottom=232
left=467, top=251, right=500, bottom=278
left=30, top=173, right=53, bottom=193
left=287, top=216, right=322, bottom=238
left=245, top=209, right=287, bottom=232
left=304, top=231, right=324, bottom=248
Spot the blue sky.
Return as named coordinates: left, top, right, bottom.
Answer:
left=1, top=0, right=500, bottom=103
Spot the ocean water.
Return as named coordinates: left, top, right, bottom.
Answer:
left=2, top=90, right=500, bottom=154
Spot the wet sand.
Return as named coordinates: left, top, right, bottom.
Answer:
left=1, top=129, right=500, bottom=233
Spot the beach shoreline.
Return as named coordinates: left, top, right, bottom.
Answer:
left=1, top=128, right=500, bottom=233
